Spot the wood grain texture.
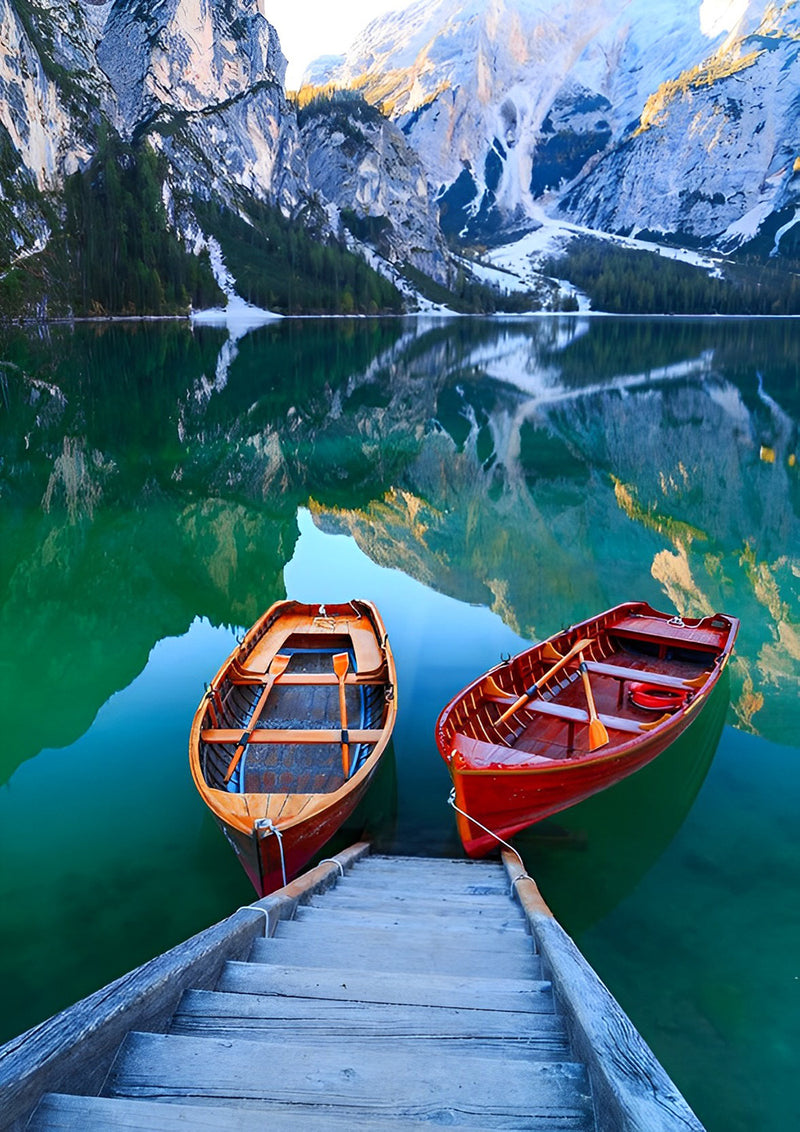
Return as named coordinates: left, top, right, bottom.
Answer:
left=248, top=934, right=539, bottom=979
left=502, top=851, right=705, bottom=1132
left=104, top=1031, right=595, bottom=1128
left=29, top=1093, right=478, bottom=1130
left=170, top=988, right=570, bottom=1057
left=217, top=960, right=556, bottom=1013
left=272, top=919, right=534, bottom=957
left=293, top=904, right=526, bottom=934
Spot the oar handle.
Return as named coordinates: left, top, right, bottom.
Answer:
left=334, top=652, right=350, bottom=777
left=496, top=637, right=594, bottom=726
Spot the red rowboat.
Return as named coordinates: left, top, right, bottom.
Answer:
left=190, top=599, right=397, bottom=896
left=435, top=602, right=738, bottom=857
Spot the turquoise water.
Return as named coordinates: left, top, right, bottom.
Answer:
left=1, top=316, right=798, bottom=1130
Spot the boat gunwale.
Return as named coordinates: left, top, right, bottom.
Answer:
left=436, top=601, right=739, bottom=774
left=188, top=598, right=397, bottom=838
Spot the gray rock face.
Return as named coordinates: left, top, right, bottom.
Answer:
left=96, top=0, right=307, bottom=212
left=308, top=0, right=800, bottom=254
left=300, top=97, right=449, bottom=283
left=563, top=4, right=800, bottom=251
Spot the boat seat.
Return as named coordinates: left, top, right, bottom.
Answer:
left=584, top=660, right=707, bottom=690
left=519, top=700, right=645, bottom=734
left=242, top=614, right=384, bottom=679
left=485, top=693, right=645, bottom=734
left=201, top=727, right=385, bottom=745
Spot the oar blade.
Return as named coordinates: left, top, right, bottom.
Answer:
left=587, top=718, right=610, bottom=751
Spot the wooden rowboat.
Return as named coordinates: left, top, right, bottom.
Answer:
left=435, top=602, right=739, bottom=857
left=190, top=599, right=397, bottom=896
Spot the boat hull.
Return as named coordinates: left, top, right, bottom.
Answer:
left=437, top=602, right=738, bottom=857
left=213, top=773, right=376, bottom=896
left=452, top=704, right=700, bottom=857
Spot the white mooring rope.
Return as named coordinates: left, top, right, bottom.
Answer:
left=254, top=818, right=287, bottom=888
left=447, top=787, right=532, bottom=882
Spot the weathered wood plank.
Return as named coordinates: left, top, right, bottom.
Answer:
left=502, top=850, right=704, bottom=1132
left=306, top=892, right=521, bottom=920
left=171, top=988, right=568, bottom=1056
left=333, top=875, right=510, bottom=896
left=293, top=905, right=526, bottom=935
left=105, top=1032, right=595, bottom=1128
left=29, top=1093, right=475, bottom=1130
left=272, top=920, right=534, bottom=958
left=248, top=934, right=539, bottom=979
left=317, top=889, right=513, bottom=911
left=217, top=960, right=555, bottom=1013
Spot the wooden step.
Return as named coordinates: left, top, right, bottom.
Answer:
left=218, top=961, right=555, bottom=1013
left=332, top=874, right=510, bottom=897
left=30, top=1092, right=473, bottom=1130
left=354, top=856, right=505, bottom=875
left=314, top=889, right=513, bottom=913
left=272, top=919, right=533, bottom=958
left=293, top=904, right=526, bottom=935
left=341, top=869, right=506, bottom=896
left=305, top=891, right=519, bottom=920
left=170, top=988, right=570, bottom=1058
left=103, top=1032, right=595, bottom=1128
left=248, top=934, right=539, bottom=979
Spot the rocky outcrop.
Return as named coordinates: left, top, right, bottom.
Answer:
left=299, top=94, right=450, bottom=284
left=96, top=0, right=307, bottom=214
left=563, top=3, right=800, bottom=253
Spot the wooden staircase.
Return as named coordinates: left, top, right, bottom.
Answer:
left=2, top=844, right=704, bottom=1131
left=28, top=855, right=594, bottom=1129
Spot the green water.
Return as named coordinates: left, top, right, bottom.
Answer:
left=1, top=315, right=798, bottom=1130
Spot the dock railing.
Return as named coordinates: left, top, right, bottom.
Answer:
left=0, top=842, right=370, bottom=1132
left=502, top=848, right=704, bottom=1132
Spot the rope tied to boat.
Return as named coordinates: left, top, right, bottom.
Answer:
left=254, top=817, right=287, bottom=888
left=447, top=788, right=532, bottom=885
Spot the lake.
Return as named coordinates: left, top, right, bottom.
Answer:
left=1, top=314, right=798, bottom=1130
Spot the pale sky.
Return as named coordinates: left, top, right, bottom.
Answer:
left=268, top=0, right=748, bottom=90
left=265, top=0, right=417, bottom=89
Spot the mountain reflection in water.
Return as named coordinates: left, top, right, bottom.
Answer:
left=0, top=316, right=798, bottom=1132
left=1, top=316, right=797, bottom=780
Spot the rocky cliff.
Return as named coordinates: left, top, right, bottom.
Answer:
left=0, top=0, right=450, bottom=315
left=307, top=0, right=800, bottom=256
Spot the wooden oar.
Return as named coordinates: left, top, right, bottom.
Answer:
left=333, top=651, right=350, bottom=778
left=496, top=637, right=594, bottom=726
left=224, top=653, right=291, bottom=784
left=578, top=651, right=609, bottom=751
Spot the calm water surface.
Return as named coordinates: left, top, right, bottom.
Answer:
left=1, top=315, right=798, bottom=1130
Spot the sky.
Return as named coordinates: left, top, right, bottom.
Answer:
left=267, top=0, right=749, bottom=90
left=265, top=0, right=417, bottom=89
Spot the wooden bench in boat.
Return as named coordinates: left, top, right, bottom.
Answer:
left=484, top=693, right=647, bottom=735
left=610, top=615, right=722, bottom=651
left=584, top=660, right=708, bottom=690
left=516, top=700, right=646, bottom=735
left=243, top=613, right=385, bottom=679
left=201, top=728, right=385, bottom=746
left=230, top=670, right=386, bottom=688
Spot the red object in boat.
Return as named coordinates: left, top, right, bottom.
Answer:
left=435, top=601, right=739, bottom=857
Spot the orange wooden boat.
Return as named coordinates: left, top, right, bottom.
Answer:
left=190, top=599, right=397, bottom=896
left=436, top=602, right=738, bottom=857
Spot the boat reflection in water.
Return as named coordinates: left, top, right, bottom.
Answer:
left=514, top=667, right=731, bottom=934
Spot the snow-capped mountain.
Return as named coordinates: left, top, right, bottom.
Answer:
left=307, top=0, right=800, bottom=254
